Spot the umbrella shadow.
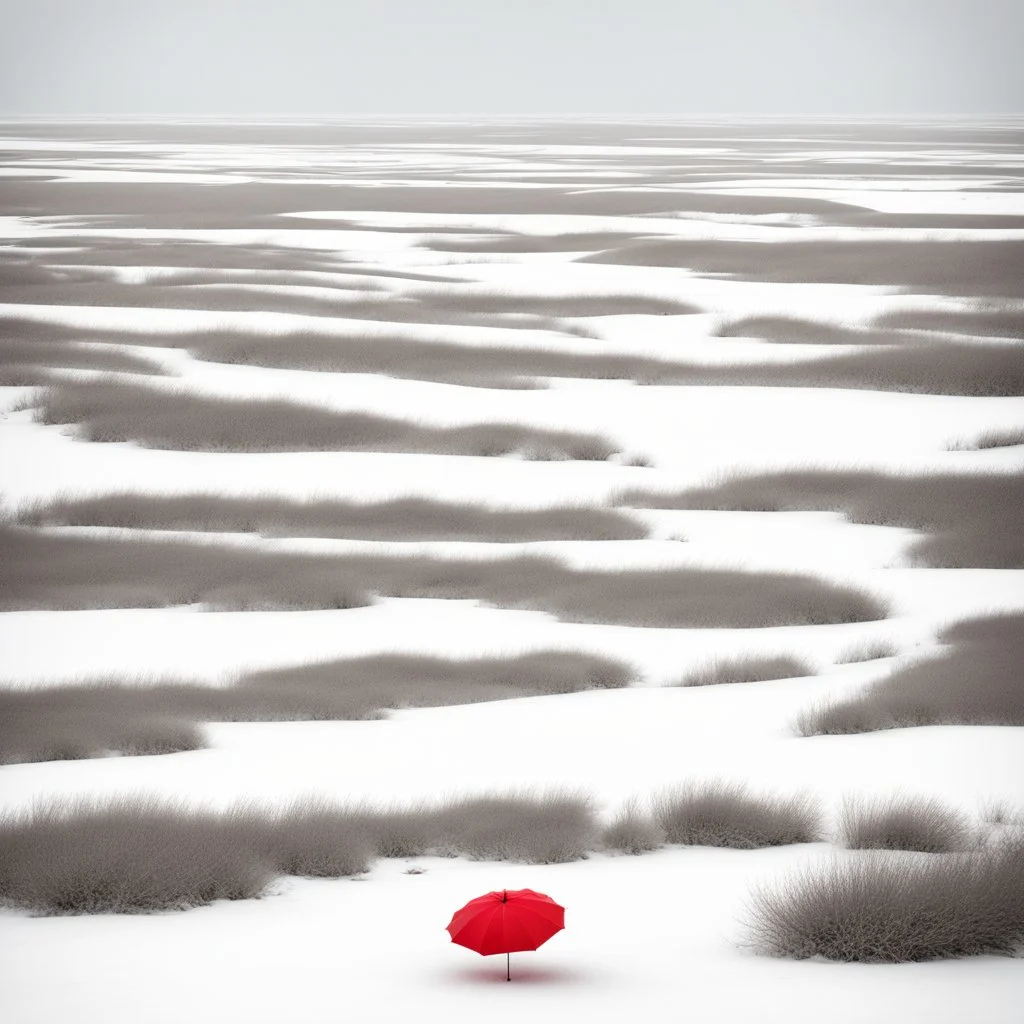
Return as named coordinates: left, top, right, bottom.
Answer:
left=446, top=962, right=598, bottom=987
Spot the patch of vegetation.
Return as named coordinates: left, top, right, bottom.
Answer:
left=798, top=613, right=1024, bottom=734
left=747, top=840, right=1024, bottom=962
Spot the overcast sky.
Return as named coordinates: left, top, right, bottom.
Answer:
left=0, top=0, right=1021, bottom=117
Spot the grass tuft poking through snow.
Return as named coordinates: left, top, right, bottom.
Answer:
left=654, top=782, right=822, bottom=849
left=838, top=795, right=975, bottom=853
left=833, top=638, right=900, bottom=664
left=746, top=840, right=1024, bottom=962
left=671, top=654, right=812, bottom=687
left=798, top=612, right=1024, bottom=735
left=0, top=791, right=599, bottom=914
left=962, top=426, right=1024, bottom=450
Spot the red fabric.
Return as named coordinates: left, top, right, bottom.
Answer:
left=446, top=888, right=565, bottom=956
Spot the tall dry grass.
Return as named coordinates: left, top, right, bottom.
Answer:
left=0, top=790, right=599, bottom=914
left=798, top=613, right=1024, bottom=735
left=30, top=380, right=617, bottom=458
left=747, top=840, right=1024, bottom=962
left=621, top=469, right=1024, bottom=568
left=1, top=526, right=888, bottom=626
left=0, top=650, right=633, bottom=764
left=672, top=654, right=812, bottom=687
left=654, top=782, right=822, bottom=849
left=838, top=795, right=975, bottom=853
left=18, top=491, right=647, bottom=542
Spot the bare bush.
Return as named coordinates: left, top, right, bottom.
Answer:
left=979, top=802, right=1024, bottom=829
left=0, top=791, right=600, bottom=914
left=798, top=612, right=1024, bottom=734
left=672, top=654, right=812, bottom=687
left=654, top=782, right=822, bottom=849
left=746, top=841, right=1024, bottom=962
left=0, top=796, right=273, bottom=915
left=838, top=795, right=975, bottom=853
left=239, top=799, right=376, bottom=878
left=435, top=790, right=597, bottom=863
left=602, top=798, right=665, bottom=855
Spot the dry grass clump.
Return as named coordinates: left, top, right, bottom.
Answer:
left=962, top=426, right=1024, bottom=450
left=29, top=380, right=618, bottom=459
left=232, top=799, right=377, bottom=878
left=0, top=525, right=887, bottom=626
left=0, top=796, right=274, bottom=915
left=0, top=791, right=600, bottom=914
left=654, top=782, right=822, bottom=849
left=980, top=802, right=1024, bottom=830
left=798, top=613, right=1024, bottom=735
left=838, top=796, right=975, bottom=853
left=19, top=491, right=647, bottom=542
left=834, top=638, right=900, bottom=664
left=621, top=469, right=1024, bottom=568
left=0, top=689, right=206, bottom=764
left=434, top=791, right=597, bottom=864
left=672, top=654, right=812, bottom=687
left=602, top=798, right=665, bottom=855
left=0, top=650, right=633, bottom=764
left=746, top=840, right=1024, bottom=962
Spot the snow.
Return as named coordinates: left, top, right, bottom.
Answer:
left=1, top=119, right=1023, bottom=1023
left=2, top=847, right=1023, bottom=1024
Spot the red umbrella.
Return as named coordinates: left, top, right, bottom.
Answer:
left=446, top=888, right=565, bottom=981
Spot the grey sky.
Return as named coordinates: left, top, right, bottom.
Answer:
left=0, top=0, right=1021, bottom=117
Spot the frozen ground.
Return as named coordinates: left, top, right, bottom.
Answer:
left=1, top=118, right=1023, bottom=1022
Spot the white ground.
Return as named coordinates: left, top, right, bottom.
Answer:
left=1, top=119, right=1023, bottom=1023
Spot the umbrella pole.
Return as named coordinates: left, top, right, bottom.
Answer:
left=507, top=952, right=510, bottom=982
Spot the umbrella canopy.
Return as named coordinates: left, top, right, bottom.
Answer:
left=446, top=888, right=565, bottom=956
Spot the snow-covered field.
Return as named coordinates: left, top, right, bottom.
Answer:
left=1, top=118, right=1023, bottom=1022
